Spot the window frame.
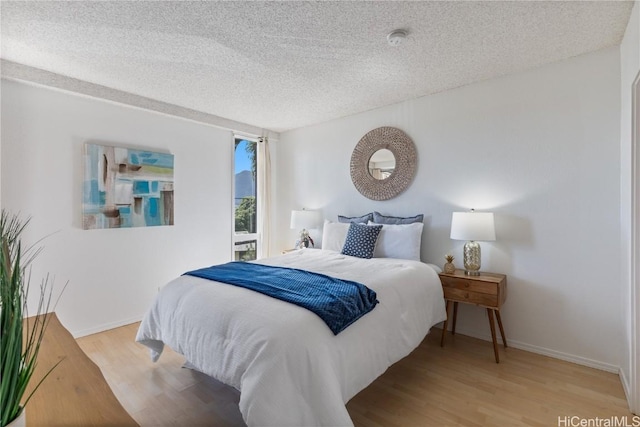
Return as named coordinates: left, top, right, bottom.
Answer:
left=232, top=135, right=261, bottom=261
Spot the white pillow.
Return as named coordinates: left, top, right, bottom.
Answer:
left=321, top=220, right=351, bottom=251
left=368, top=221, right=424, bottom=261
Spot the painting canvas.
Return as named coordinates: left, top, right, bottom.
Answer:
left=83, top=143, right=174, bottom=229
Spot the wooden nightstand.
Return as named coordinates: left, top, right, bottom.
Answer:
left=439, top=269, right=507, bottom=363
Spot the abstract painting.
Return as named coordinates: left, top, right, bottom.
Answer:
left=83, top=143, right=174, bottom=229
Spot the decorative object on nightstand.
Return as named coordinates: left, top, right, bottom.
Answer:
left=443, top=254, right=456, bottom=274
left=439, top=269, right=507, bottom=363
left=450, top=209, right=496, bottom=276
left=290, top=209, right=321, bottom=249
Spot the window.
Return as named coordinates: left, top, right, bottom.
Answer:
left=234, top=137, right=259, bottom=261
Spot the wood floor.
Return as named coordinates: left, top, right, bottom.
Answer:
left=77, top=323, right=632, bottom=426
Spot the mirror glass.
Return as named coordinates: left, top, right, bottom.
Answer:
left=368, top=149, right=395, bottom=180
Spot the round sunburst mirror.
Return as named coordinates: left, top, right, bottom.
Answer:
left=350, top=127, right=417, bottom=201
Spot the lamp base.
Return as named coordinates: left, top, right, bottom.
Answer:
left=294, top=239, right=310, bottom=249
left=463, top=240, right=482, bottom=276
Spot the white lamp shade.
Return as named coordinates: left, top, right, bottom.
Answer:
left=290, top=210, right=322, bottom=230
left=450, top=212, right=496, bottom=241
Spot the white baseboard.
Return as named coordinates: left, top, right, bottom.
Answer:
left=439, top=326, right=619, bottom=373
left=508, top=338, right=619, bottom=373
left=620, top=367, right=635, bottom=413
left=71, top=314, right=144, bottom=338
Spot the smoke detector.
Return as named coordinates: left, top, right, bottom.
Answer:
left=387, top=30, right=407, bottom=46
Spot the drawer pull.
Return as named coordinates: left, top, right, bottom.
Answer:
left=464, top=283, right=470, bottom=288
left=464, top=293, right=469, bottom=299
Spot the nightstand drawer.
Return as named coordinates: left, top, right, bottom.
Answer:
left=440, top=277, right=497, bottom=295
left=443, top=287, right=499, bottom=307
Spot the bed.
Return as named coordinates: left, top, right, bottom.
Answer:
left=136, top=248, right=446, bottom=426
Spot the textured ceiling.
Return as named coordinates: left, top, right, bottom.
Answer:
left=0, top=1, right=634, bottom=133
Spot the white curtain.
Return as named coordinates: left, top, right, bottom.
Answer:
left=257, top=137, right=272, bottom=258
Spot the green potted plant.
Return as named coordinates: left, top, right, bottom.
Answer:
left=0, top=211, right=63, bottom=427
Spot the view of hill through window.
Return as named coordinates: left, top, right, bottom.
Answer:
left=234, top=139, right=257, bottom=260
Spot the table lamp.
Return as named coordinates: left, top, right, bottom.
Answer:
left=450, top=210, right=496, bottom=276
left=290, top=209, right=321, bottom=249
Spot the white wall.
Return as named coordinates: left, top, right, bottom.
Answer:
left=619, top=0, right=640, bottom=410
left=275, top=47, right=623, bottom=371
left=1, top=79, right=234, bottom=336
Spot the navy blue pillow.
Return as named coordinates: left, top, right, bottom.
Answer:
left=341, top=223, right=382, bottom=259
left=372, top=211, right=424, bottom=225
left=338, top=213, right=374, bottom=224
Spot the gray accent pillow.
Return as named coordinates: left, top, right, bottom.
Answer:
left=372, top=211, right=424, bottom=225
left=341, top=223, right=383, bottom=259
left=337, top=213, right=374, bottom=224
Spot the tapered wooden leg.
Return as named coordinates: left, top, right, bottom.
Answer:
left=495, top=310, right=507, bottom=348
left=452, top=302, right=459, bottom=335
left=441, top=300, right=452, bottom=347
left=487, top=308, right=499, bottom=363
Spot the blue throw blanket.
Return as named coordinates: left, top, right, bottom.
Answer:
left=184, top=262, right=378, bottom=335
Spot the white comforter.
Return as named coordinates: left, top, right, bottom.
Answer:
left=136, top=249, right=446, bottom=426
